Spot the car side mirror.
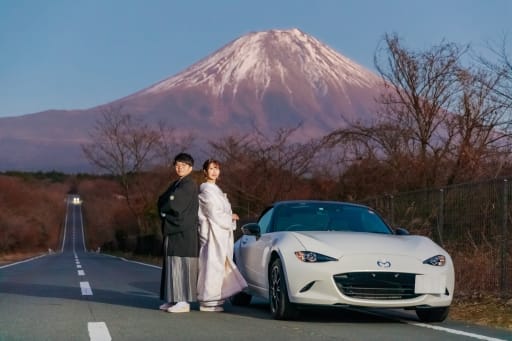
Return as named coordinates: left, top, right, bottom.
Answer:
left=395, top=227, right=410, bottom=235
left=241, top=223, right=261, bottom=237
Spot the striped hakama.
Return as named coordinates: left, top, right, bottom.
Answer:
left=160, top=237, right=198, bottom=303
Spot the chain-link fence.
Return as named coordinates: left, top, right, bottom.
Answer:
left=361, top=178, right=511, bottom=297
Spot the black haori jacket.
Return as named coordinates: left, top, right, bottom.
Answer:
left=157, top=174, right=199, bottom=257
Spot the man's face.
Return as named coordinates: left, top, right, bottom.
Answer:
left=175, top=161, right=193, bottom=178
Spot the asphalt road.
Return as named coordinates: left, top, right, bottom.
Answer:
left=0, top=196, right=510, bottom=341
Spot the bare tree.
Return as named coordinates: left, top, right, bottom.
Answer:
left=469, top=34, right=512, bottom=178
left=480, top=34, right=512, bottom=105
left=82, top=106, right=161, bottom=175
left=445, top=66, right=512, bottom=183
left=373, top=33, right=467, bottom=187
left=325, top=34, right=512, bottom=198
left=156, top=124, right=195, bottom=169
left=324, top=120, right=420, bottom=193
left=207, top=125, right=324, bottom=215
left=81, top=105, right=191, bottom=233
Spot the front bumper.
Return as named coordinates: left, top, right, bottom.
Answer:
left=284, top=254, right=454, bottom=309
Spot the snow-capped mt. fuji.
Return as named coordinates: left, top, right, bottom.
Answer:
left=0, top=28, right=385, bottom=171
left=140, top=28, right=380, bottom=96
left=115, top=28, right=384, bottom=138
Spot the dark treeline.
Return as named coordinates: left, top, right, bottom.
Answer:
left=0, top=172, right=68, bottom=254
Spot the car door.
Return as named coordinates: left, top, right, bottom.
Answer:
left=238, top=208, right=273, bottom=290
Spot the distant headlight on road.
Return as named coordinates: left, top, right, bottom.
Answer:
left=423, top=255, right=446, bottom=266
left=294, top=251, right=338, bottom=263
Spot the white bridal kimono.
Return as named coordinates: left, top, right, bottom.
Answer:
left=197, top=182, right=247, bottom=306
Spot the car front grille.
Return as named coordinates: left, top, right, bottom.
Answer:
left=333, top=272, right=420, bottom=300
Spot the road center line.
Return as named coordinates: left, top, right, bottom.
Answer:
left=404, top=320, right=508, bottom=341
left=80, top=281, right=93, bottom=295
left=88, top=322, right=112, bottom=341
left=78, top=270, right=85, bottom=276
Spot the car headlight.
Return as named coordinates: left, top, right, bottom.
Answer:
left=423, top=255, right=446, bottom=266
left=294, top=251, right=338, bottom=263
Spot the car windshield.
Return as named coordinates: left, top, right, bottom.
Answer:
left=271, top=202, right=392, bottom=234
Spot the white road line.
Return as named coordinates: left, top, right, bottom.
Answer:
left=404, top=320, right=508, bottom=341
left=61, top=207, right=68, bottom=252
left=349, top=307, right=507, bottom=341
left=100, top=253, right=161, bottom=269
left=0, top=254, right=48, bottom=269
left=77, top=264, right=82, bottom=268
left=80, top=281, right=93, bottom=295
left=88, top=322, right=112, bottom=341
left=78, top=203, right=87, bottom=252
left=78, top=270, right=85, bottom=276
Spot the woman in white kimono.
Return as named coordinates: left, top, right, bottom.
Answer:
left=197, top=159, right=247, bottom=312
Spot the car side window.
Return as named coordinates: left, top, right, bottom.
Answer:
left=257, top=208, right=273, bottom=234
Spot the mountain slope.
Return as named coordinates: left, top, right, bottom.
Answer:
left=117, top=28, right=383, bottom=138
left=0, top=28, right=384, bottom=172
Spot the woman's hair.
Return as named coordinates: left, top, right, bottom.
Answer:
left=173, top=152, right=194, bottom=166
left=202, top=158, right=220, bottom=172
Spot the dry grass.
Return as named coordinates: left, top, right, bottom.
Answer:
left=450, top=295, right=512, bottom=330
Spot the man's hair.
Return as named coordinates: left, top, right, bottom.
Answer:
left=173, top=152, right=194, bottom=166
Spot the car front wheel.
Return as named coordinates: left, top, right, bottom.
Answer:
left=416, top=306, right=450, bottom=322
left=269, top=258, right=299, bottom=320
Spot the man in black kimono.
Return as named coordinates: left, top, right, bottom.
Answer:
left=157, top=152, right=199, bottom=313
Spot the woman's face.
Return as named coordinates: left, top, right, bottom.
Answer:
left=175, top=161, right=193, bottom=178
left=205, top=162, right=220, bottom=182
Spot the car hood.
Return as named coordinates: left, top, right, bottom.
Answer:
left=290, top=231, right=445, bottom=259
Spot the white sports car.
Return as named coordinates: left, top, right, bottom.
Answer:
left=231, top=200, right=454, bottom=322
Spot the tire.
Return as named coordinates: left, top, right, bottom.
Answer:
left=269, top=258, right=299, bottom=320
left=416, top=306, right=450, bottom=322
left=230, top=291, right=252, bottom=306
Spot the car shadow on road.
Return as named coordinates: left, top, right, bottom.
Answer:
left=0, top=279, right=417, bottom=324
left=223, top=297, right=416, bottom=324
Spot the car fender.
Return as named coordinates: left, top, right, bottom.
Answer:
left=265, top=233, right=305, bottom=295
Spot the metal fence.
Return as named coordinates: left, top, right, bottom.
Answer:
left=361, top=178, right=511, bottom=297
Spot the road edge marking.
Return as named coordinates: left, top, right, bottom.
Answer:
left=403, top=320, right=508, bottom=341
left=0, top=254, right=48, bottom=269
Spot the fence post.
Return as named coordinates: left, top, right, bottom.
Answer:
left=438, top=189, right=444, bottom=246
left=501, top=179, right=508, bottom=297
left=390, top=194, right=395, bottom=226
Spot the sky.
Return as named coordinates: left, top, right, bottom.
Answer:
left=1, top=0, right=511, bottom=118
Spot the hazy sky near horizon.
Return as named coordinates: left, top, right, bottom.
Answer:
left=1, top=0, right=511, bottom=118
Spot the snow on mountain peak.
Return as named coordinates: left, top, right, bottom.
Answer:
left=138, top=28, right=382, bottom=98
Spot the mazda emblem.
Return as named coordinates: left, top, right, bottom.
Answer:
left=377, top=259, right=391, bottom=268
